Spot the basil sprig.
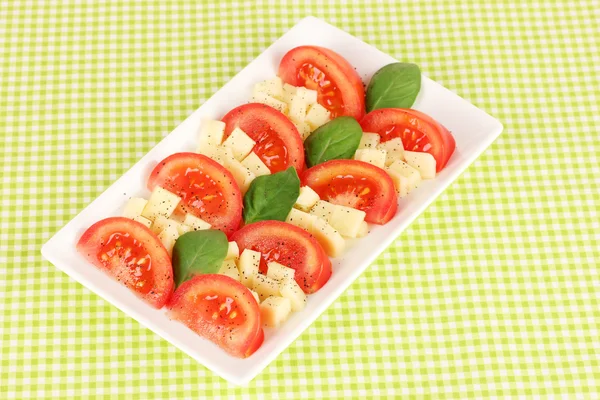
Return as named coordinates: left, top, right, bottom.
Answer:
left=366, top=62, right=421, bottom=112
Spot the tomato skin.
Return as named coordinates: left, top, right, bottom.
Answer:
left=167, top=274, right=263, bottom=358
left=147, top=152, right=243, bottom=236
left=278, top=46, right=365, bottom=120
left=222, top=103, right=305, bottom=174
left=301, top=160, right=398, bottom=225
left=360, top=108, right=456, bottom=172
left=230, top=220, right=332, bottom=293
left=76, top=217, right=174, bottom=309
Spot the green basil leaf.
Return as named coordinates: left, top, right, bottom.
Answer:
left=366, top=62, right=421, bottom=112
left=172, top=229, right=228, bottom=287
left=243, top=167, right=300, bottom=224
left=304, top=116, right=362, bottom=167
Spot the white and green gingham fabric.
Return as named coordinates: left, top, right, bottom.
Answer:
left=2, top=1, right=599, bottom=398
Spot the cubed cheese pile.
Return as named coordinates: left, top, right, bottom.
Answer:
left=216, top=247, right=307, bottom=328
left=195, top=119, right=271, bottom=193
left=121, top=186, right=211, bottom=255
left=250, top=77, right=331, bottom=140
left=353, top=132, right=437, bottom=197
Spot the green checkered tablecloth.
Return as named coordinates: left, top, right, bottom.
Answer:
left=2, top=0, right=599, bottom=398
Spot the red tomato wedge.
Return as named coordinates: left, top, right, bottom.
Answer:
left=230, top=220, right=332, bottom=293
left=76, top=217, right=174, bottom=308
left=301, top=160, right=398, bottom=225
left=221, top=103, right=304, bottom=174
left=278, top=46, right=365, bottom=120
left=360, top=108, right=456, bottom=172
left=147, top=153, right=243, bottom=236
left=168, top=274, right=263, bottom=358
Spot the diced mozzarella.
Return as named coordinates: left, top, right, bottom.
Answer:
left=176, top=223, right=192, bottom=236
left=196, top=144, right=235, bottom=166
left=294, top=186, right=320, bottom=212
left=132, top=215, right=152, bottom=229
left=358, top=132, right=381, bottom=149
left=386, top=160, right=421, bottom=196
left=238, top=249, right=260, bottom=288
left=279, top=278, right=306, bottom=312
left=225, top=241, right=240, bottom=260
left=305, top=103, right=331, bottom=130
left=260, top=296, right=292, bottom=327
left=152, top=215, right=181, bottom=235
left=183, top=213, right=211, bottom=231
left=377, top=137, right=405, bottom=166
left=309, top=200, right=336, bottom=222
left=249, top=289, right=260, bottom=304
left=281, top=83, right=297, bottom=104
left=251, top=91, right=289, bottom=114
left=295, top=86, right=318, bottom=105
left=218, top=259, right=240, bottom=281
left=356, top=221, right=369, bottom=238
left=385, top=166, right=410, bottom=197
left=197, top=119, right=226, bottom=151
left=266, top=261, right=295, bottom=282
left=404, top=151, right=437, bottom=179
left=329, top=204, right=366, bottom=238
left=253, top=274, right=281, bottom=302
left=253, top=77, right=283, bottom=99
left=224, top=158, right=256, bottom=193
left=294, top=121, right=312, bottom=141
left=157, top=225, right=179, bottom=256
left=354, top=148, right=387, bottom=169
left=123, top=197, right=148, bottom=219
left=241, top=152, right=270, bottom=177
left=222, top=127, right=256, bottom=161
left=141, top=186, right=181, bottom=221
left=288, top=95, right=308, bottom=124
left=286, top=209, right=345, bottom=257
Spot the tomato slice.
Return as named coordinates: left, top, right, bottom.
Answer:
left=301, top=160, right=398, bottom=224
left=360, top=108, right=456, bottom=172
left=76, top=217, right=174, bottom=308
left=230, top=220, right=331, bottom=293
left=278, top=46, right=365, bottom=120
left=147, top=152, right=242, bottom=236
left=221, top=103, right=305, bottom=174
left=167, top=274, right=263, bottom=358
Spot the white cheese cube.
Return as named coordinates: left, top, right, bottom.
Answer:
left=123, top=197, right=148, bottom=219
left=330, top=205, right=366, bottom=238
left=404, top=151, right=437, bottom=179
left=253, top=77, right=283, bottom=99
left=358, top=132, right=381, bottom=149
left=176, top=223, right=192, bottom=236
left=249, top=289, right=260, bottom=304
left=253, top=274, right=281, bottom=302
left=251, top=91, right=288, bottom=114
left=305, top=103, right=331, bottom=130
left=157, top=225, right=180, bottom=256
left=279, top=278, right=306, bottom=312
left=225, top=241, right=240, bottom=260
left=151, top=216, right=181, bottom=235
left=281, top=83, right=297, bottom=104
left=294, top=186, right=320, bottom=212
left=354, top=149, right=387, bottom=169
left=295, top=86, right=318, bottom=105
left=377, top=137, right=405, bottom=166
left=260, top=296, right=292, bottom=327
left=286, top=209, right=345, bottom=257
left=386, top=160, right=421, bottom=196
left=241, top=152, right=270, bottom=177
left=182, top=213, right=211, bottom=231
left=385, top=166, right=410, bottom=197
left=294, top=121, right=312, bottom=141
left=266, top=261, right=295, bottom=282
left=196, top=144, right=235, bottom=166
left=222, top=127, right=256, bottom=161
left=224, top=158, right=256, bottom=194
left=238, top=249, right=261, bottom=288
left=309, top=200, right=336, bottom=222
left=288, top=95, right=308, bottom=124
left=197, top=119, right=226, bottom=150
left=357, top=221, right=369, bottom=238
left=132, top=215, right=152, bottom=229
left=218, top=259, right=240, bottom=282
left=141, top=186, right=181, bottom=221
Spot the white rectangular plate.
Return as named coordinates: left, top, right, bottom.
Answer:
left=42, top=17, right=503, bottom=385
